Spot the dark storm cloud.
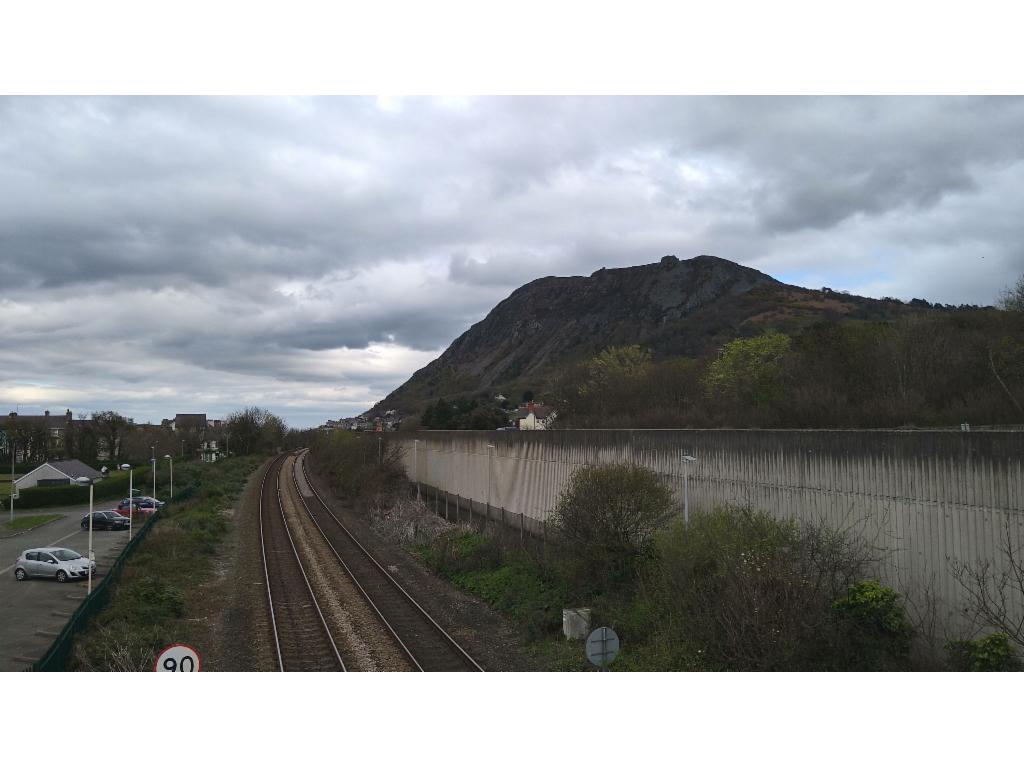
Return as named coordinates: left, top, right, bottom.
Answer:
left=2, top=96, right=1023, bottom=426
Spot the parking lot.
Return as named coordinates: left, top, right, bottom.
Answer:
left=0, top=504, right=145, bottom=671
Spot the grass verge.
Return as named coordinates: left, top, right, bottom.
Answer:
left=66, top=455, right=264, bottom=671
left=1, top=513, right=62, bottom=533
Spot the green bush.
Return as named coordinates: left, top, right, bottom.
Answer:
left=419, top=531, right=502, bottom=580
left=830, top=580, right=914, bottom=670
left=635, top=506, right=898, bottom=671
left=115, top=575, right=186, bottom=624
left=551, top=463, right=674, bottom=597
left=946, top=633, right=1022, bottom=672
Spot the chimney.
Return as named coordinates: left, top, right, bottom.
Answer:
left=66, top=409, right=73, bottom=421
left=528, top=401, right=535, bottom=414
left=44, top=410, right=50, bottom=418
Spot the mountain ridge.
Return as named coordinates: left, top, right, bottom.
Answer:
left=372, top=254, right=913, bottom=416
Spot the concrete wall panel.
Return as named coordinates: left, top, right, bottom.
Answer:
left=392, top=429, right=1023, bottom=640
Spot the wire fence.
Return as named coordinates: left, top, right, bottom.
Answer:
left=28, top=510, right=162, bottom=672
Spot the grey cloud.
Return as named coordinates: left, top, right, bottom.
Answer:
left=2, top=96, right=1024, bottom=426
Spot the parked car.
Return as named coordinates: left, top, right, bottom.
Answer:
left=80, top=510, right=130, bottom=531
left=125, top=495, right=166, bottom=510
left=116, top=499, right=142, bottom=515
left=119, top=498, right=161, bottom=515
left=13, top=548, right=95, bottom=582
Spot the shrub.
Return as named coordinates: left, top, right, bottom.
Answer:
left=830, top=580, right=914, bottom=669
left=638, top=506, right=892, bottom=670
left=946, top=633, right=1022, bottom=672
left=551, top=463, right=674, bottom=596
left=420, top=530, right=502, bottom=580
left=115, top=575, right=186, bottom=624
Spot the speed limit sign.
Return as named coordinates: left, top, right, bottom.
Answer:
left=154, top=643, right=201, bottom=672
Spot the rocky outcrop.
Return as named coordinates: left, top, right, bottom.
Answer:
left=376, top=254, right=906, bottom=413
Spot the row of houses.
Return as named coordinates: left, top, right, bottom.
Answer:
left=2, top=409, right=229, bottom=467
left=320, top=402, right=557, bottom=433
left=322, top=409, right=404, bottom=433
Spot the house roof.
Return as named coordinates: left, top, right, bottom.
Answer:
left=174, top=413, right=208, bottom=430
left=15, top=459, right=102, bottom=487
left=515, top=405, right=555, bottom=419
left=49, top=460, right=103, bottom=480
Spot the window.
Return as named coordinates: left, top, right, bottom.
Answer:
left=26, top=552, right=39, bottom=561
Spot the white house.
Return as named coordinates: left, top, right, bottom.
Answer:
left=14, top=460, right=103, bottom=490
left=198, top=440, right=222, bottom=463
left=517, top=403, right=557, bottom=431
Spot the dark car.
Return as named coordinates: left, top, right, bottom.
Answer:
left=80, top=510, right=130, bottom=531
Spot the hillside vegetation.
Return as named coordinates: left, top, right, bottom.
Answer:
left=376, top=254, right=1021, bottom=429
left=555, top=309, right=1024, bottom=428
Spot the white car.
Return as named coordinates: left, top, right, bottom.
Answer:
left=13, top=547, right=96, bottom=583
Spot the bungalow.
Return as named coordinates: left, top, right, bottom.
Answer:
left=14, top=459, right=103, bottom=490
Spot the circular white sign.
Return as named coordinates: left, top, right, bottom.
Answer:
left=585, top=627, right=620, bottom=668
left=154, top=643, right=201, bottom=672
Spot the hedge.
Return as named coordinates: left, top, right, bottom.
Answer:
left=15, top=467, right=151, bottom=509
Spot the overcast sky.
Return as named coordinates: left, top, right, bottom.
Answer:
left=1, top=96, right=1023, bottom=428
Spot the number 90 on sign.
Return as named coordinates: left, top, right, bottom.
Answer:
left=154, top=643, right=201, bottom=672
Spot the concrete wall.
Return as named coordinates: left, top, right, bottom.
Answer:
left=394, top=429, right=1024, bottom=641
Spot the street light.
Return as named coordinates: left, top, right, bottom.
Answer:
left=76, top=476, right=97, bottom=595
left=150, top=445, right=157, bottom=500
left=164, top=454, right=173, bottom=499
left=486, top=443, right=496, bottom=521
left=8, top=431, right=14, bottom=524
left=681, top=455, right=697, bottom=526
left=119, top=463, right=134, bottom=540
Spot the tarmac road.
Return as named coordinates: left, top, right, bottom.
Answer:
left=0, top=504, right=146, bottom=671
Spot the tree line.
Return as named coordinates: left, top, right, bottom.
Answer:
left=2, top=405, right=287, bottom=468
left=553, top=304, right=1024, bottom=429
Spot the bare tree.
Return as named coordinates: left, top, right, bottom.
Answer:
left=951, top=518, right=1024, bottom=648
left=997, top=274, right=1024, bottom=313
left=91, top=410, right=132, bottom=461
left=225, top=406, right=286, bottom=455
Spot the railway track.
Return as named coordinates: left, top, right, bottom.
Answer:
left=259, top=453, right=347, bottom=672
left=293, top=451, right=484, bottom=672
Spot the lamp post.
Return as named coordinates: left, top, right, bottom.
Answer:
left=8, top=432, right=14, bottom=524
left=681, top=455, right=697, bottom=526
left=486, top=443, right=496, bottom=521
left=119, top=463, right=134, bottom=540
left=76, top=476, right=96, bottom=595
left=165, top=455, right=173, bottom=498
left=414, top=439, right=419, bottom=501
left=150, top=445, right=157, bottom=500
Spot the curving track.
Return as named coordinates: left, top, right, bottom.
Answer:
left=259, top=454, right=347, bottom=672
left=293, top=451, right=483, bottom=672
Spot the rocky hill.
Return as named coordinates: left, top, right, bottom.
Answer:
left=375, top=254, right=913, bottom=415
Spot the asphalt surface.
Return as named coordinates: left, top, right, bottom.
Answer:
left=0, top=504, right=145, bottom=671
